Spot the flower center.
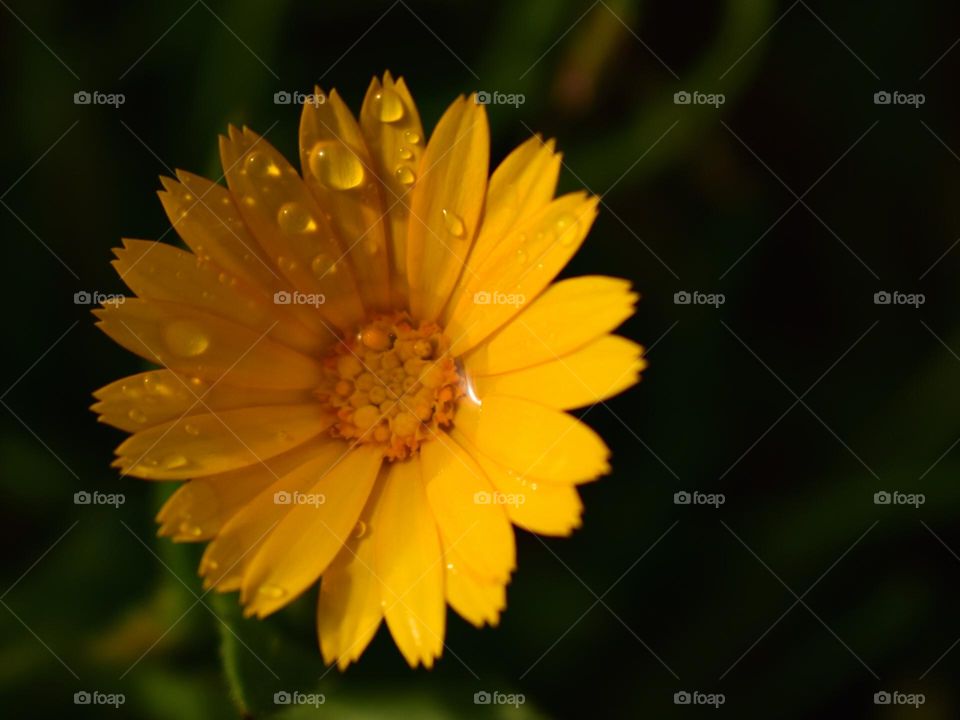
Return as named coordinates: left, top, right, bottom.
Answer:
left=316, top=313, right=462, bottom=460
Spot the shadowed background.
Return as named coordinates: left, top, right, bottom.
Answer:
left=1, top=0, right=959, bottom=717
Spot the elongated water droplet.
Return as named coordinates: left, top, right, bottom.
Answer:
left=162, top=453, right=189, bottom=470
left=354, top=520, right=367, bottom=539
left=398, top=147, right=413, bottom=160
left=245, top=151, right=281, bottom=178
left=258, top=584, right=287, bottom=599
left=395, top=166, right=415, bottom=185
left=442, top=208, right=465, bottom=237
left=277, top=202, right=318, bottom=234
left=404, top=130, right=421, bottom=145
left=555, top=213, right=579, bottom=246
left=309, top=141, right=364, bottom=190
left=373, top=88, right=405, bottom=122
left=164, top=320, right=209, bottom=357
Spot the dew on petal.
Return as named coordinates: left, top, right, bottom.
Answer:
left=310, top=253, right=338, bottom=277
left=127, top=408, right=147, bottom=424
left=162, top=453, right=189, bottom=470
left=373, top=88, right=405, bottom=122
left=184, top=423, right=200, bottom=436
left=245, top=151, right=281, bottom=178
left=398, top=147, right=413, bottom=160
left=258, top=584, right=287, bottom=599
left=276, top=202, right=318, bottom=234
left=441, top=208, right=465, bottom=237
left=555, top=213, right=579, bottom=246
left=394, top=166, right=415, bottom=186
left=309, top=141, right=364, bottom=190
left=404, top=130, right=421, bottom=145
left=164, top=320, right=209, bottom=358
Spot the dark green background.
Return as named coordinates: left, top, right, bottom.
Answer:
left=2, top=0, right=959, bottom=717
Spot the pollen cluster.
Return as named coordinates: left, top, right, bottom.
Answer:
left=317, top=314, right=463, bottom=460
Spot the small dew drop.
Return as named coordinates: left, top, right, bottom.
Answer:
left=373, top=88, right=405, bottom=122
left=516, top=249, right=528, bottom=265
left=404, top=130, right=421, bottom=145
left=178, top=521, right=203, bottom=538
left=258, top=584, right=287, bottom=599
left=245, top=151, right=281, bottom=178
left=354, top=521, right=367, bottom=539
left=164, top=320, right=209, bottom=358
left=555, top=213, right=579, bottom=246
left=441, top=208, right=465, bottom=237
left=398, top=147, right=413, bottom=160
left=162, top=453, right=189, bottom=470
left=184, top=423, right=200, bottom=437
left=394, top=166, right=415, bottom=186
left=310, top=254, right=337, bottom=277
left=309, top=141, right=364, bottom=190
left=127, top=409, right=148, bottom=424
left=276, top=202, right=318, bottom=234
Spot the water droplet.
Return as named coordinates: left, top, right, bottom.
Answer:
left=258, top=584, right=287, bottom=599
left=276, top=202, right=318, bottom=234
left=245, top=151, right=281, bottom=178
left=555, top=213, right=579, bottom=246
left=205, top=559, right=220, bottom=571
left=442, top=208, right=465, bottom=237
left=162, top=453, right=189, bottom=470
left=404, top=130, right=421, bottom=145
left=310, top=253, right=337, bottom=277
left=309, top=141, right=364, bottom=190
left=354, top=521, right=367, bottom=539
left=373, top=88, right=405, bottom=122
left=363, top=238, right=380, bottom=256
left=277, top=256, right=299, bottom=273
left=177, top=521, right=202, bottom=537
left=394, top=166, right=415, bottom=185
left=184, top=423, right=200, bottom=436
left=516, top=249, right=528, bottom=264
left=164, top=320, right=209, bottom=357
left=127, top=409, right=148, bottom=424
left=398, top=147, right=413, bottom=160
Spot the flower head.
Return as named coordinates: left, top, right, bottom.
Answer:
left=93, top=72, right=644, bottom=669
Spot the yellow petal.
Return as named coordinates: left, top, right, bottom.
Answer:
left=406, top=96, right=489, bottom=322
left=94, top=299, right=325, bottom=390
left=472, top=336, right=645, bottom=410
left=157, top=439, right=337, bottom=542
left=420, top=433, right=515, bottom=582
left=300, top=88, right=390, bottom=311
left=374, top=457, right=445, bottom=668
left=464, top=275, right=637, bottom=375
left=317, top=482, right=384, bottom=670
left=114, top=404, right=334, bottom=480
left=455, top=396, right=609, bottom=484
left=453, top=429, right=583, bottom=536
left=112, top=239, right=325, bottom=356
left=219, top=126, right=364, bottom=331
left=443, top=537, right=506, bottom=628
left=445, top=135, right=560, bottom=308
left=241, top=445, right=382, bottom=618
left=92, top=369, right=311, bottom=432
left=445, top=193, right=599, bottom=356
left=359, top=73, right=425, bottom=304
left=199, top=441, right=349, bottom=592
left=160, top=171, right=337, bottom=339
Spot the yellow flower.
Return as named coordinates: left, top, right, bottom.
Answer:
left=92, top=72, right=645, bottom=669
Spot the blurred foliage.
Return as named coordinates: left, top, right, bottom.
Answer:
left=2, top=0, right=960, bottom=717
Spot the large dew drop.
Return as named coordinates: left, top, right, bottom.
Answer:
left=309, top=141, right=364, bottom=190
left=441, top=208, right=465, bottom=237
left=164, top=320, right=209, bottom=358
left=373, top=88, right=405, bottom=122
left=276, top=202, right=318, bottom=234
left=245, top=151, right=281, bottom=178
